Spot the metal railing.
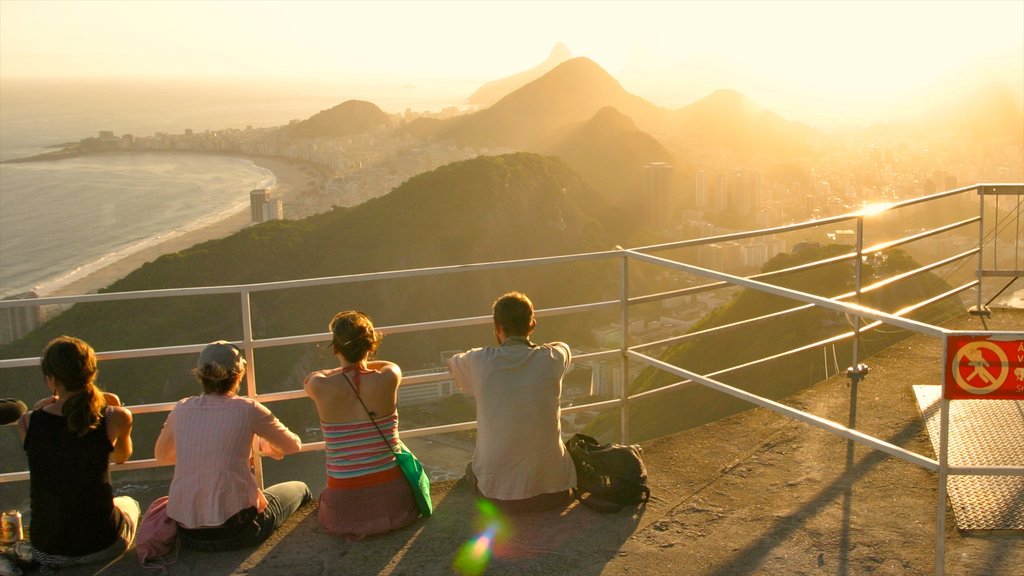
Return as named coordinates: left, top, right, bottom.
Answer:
left=1, top=183, right=1022, bottom=575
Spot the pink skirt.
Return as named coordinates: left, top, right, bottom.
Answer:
left=318, top=471, right=420, bottom=540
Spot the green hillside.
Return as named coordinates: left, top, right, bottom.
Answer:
left=586, top=243, right=963, bottom=442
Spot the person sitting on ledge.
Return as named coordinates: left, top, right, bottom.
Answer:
left=448, top=291, right=577, bottom=513
left=155, top=341, right=310, bottom=552
left=19, top=336, right=138, bottom=574
left=304, top=311, right=421, bottom=539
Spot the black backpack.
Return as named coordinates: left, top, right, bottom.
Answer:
left=566, top=433, right=651, bottom=513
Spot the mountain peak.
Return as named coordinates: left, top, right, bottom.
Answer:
left=466, top=43, right=574, bottom=106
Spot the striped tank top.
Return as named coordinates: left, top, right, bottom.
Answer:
left=322, top=412, right=399, bottom=481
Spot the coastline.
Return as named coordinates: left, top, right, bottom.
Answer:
left=46, top=153, right=327, bottom=297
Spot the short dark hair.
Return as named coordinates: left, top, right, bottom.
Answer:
left=329, top=311, right=381, bottom=363
left=493, top=291, right=534, bottom=337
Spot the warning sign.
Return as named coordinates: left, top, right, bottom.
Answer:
left=944, top=333, right=1024, bottom=400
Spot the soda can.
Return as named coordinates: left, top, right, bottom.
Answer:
left=1, top=510, right=22, bottom=545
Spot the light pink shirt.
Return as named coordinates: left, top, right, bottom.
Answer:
left=154, top=394, right=301, bottom=528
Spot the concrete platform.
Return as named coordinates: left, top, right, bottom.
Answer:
left=19, top=310, right=1024, bottom=576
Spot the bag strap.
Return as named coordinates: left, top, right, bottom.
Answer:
left=341, top=372, right=399, bottom=457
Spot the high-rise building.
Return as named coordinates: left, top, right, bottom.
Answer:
left=263, top=199, right=284, bottom=221
left=695, top=170, right=708, bottom=209
left=0, top=291, right=42, bottom=345
left=250, top=189, right=272, bottom=222
left=644, top=162, right=674, bottom=228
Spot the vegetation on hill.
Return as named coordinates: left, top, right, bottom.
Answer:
left=280, top=99, right=392, bottom=139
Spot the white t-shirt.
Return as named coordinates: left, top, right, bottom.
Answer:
left=448, top=336, right=577, bottom=500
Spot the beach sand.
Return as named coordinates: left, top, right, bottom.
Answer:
left=48, top=155, right=327, bottom=297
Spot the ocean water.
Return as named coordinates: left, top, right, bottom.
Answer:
left=0, top=77, right=466, bottom=298
left=0, top=154, right=273, bottom=297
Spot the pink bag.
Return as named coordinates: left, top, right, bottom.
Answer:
left=136, top=496, right=179, bottom=573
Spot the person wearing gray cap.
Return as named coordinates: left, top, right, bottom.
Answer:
left=155, top=341, right=310, bottom=551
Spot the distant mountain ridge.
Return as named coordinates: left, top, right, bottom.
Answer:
left=401, top=56, right=815, bottom=160
left=467, top=42, right=573, bottom=106
left=668, top=89, right=814, bottom=157
left=429, top=57, right=670, bottom=150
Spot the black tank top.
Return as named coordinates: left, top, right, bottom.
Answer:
left=23, top=409, right=119, bottom=556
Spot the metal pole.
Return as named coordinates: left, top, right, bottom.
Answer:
left=936, top=397, right=949, bottom=576
left=240, top=290, right=264, bottom=489
left=620, top=251, right=630, bottom=444
left=846, top=216, right=867, bottom=428
left=971, top=189, right=990, bottom=326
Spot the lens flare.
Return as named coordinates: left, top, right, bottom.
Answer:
left=453, top=499, right=510, bottom=576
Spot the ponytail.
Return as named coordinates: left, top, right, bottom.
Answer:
left=62, top=382, right=105, bottom=435
left=41, top=336, right=105, bottom=435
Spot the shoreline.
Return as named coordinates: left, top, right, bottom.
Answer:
left=44, top=153, right=328, bottom=297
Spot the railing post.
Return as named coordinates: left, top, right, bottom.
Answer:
left=935, top=396, right=950, bottom=576
left=240, top=289, right=264, bottom=489
left=971, top=189, right=989, bottom=323
left=620, top=249, right=630, bottom=444
left=846, top=216, right=868, bottom=428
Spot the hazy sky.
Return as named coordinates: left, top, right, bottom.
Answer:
left=2, top=1, right=1022, bottom=123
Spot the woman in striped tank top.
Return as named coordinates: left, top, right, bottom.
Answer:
left=304, top=311, right=420, bottom=539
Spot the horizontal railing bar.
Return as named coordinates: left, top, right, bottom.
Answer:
left=947, top=465, right=1024, bottom=476
left=0, top=342, right=213, bottom=369
left=976, top=184, right=1024, bottom=195
left=629, top=183, right=1003, bottom=256
left=633, top=214, right=858, bottom=253
left=979, top=270, right=1023, bottom=277
left=627, top=350, right=939, bottom=471
left=119, top=401, right=180, bottom=416
left=887, top=183, right=999, bottom=209
left=861, top=217, right=980, bottom=255
left=627, top=216, right=975, bottom=309
left=0, top=250, right=621, bottom=310
left=857, top=249, right=978, bottom=296
left=633, top=302, right=815, bottom=352
left=625, top=250, right=948, bottom=338
left=627, top=328, right=859, bottom=403
left=562, top=398, right=624, bottom=414
left=628, top=253, right=856, bottom=307
left=573, top=348, right=622, bottom=362
left=624, top=279, right=968, bottom=404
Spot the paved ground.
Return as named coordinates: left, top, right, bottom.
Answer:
left=19, top=309, right=1024, bottom=576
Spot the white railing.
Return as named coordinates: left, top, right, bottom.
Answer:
left=2, top=183, right=1022, bottom=576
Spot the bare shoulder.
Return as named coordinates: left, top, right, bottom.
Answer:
left=376, top=361, right=401, bottom=381
left=107, top=405, right=133, bottom=427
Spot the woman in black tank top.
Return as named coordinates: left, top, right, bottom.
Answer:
left=19, top=336, right=139, bottom=572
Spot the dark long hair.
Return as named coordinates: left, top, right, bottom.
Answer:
left=41, top=336, right=105, bottom=435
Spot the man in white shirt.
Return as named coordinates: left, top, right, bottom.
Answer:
left=448, top=291, right=577, bottom=512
